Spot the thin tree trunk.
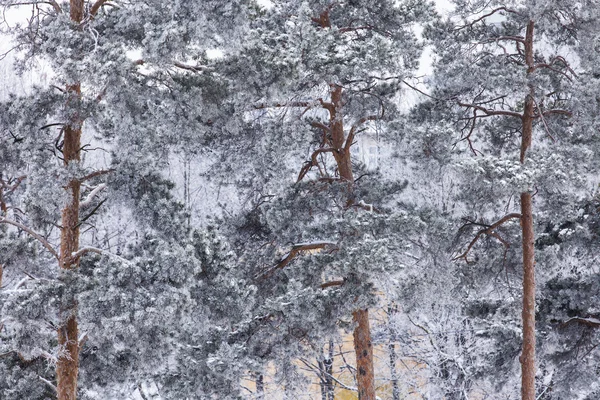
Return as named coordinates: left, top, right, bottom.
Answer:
left=319, top=366, right=327, bottom=400
left=57, top=2, right=84, bottom=398
left=519, top=20, right=536, bottom=400
left=326, top=338, right=335, bottom=400
left=318, top=338, right=335, bottom=400
left=388, top=305, right=400, bottom=400
left=255, top=373, right=264, bottom=399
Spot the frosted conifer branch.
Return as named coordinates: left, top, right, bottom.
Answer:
left=71, top=247, right=131, bottom=265
left=0, top=217, right=59, bottom=261
left=532, top=56, right=577, bottom=80
left=260, top=242, right=338, bottom=279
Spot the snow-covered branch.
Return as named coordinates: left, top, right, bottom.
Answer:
left=0, top=217, right=59, bottom=261
left=71, top=247, right=131, bottom=265
left=454, top=7, right=522, bottom=31
left=39, top=376, right=57, bottom=393
left=260, top=241, right=338, bottom=279
left=560, top=317, right=600, bottom=328
left=345, top=114, right=379, bottom=152
left=80, top=183, right=107, bottom=208
left=90, top=0, right=109, bottom=16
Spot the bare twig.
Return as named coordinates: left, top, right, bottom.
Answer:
left=297, top=148, right=336, bottom=182
left=457, top=101, right=522, bottom=119
left=454, top=213, right=521, bottom=261
left=531, top=98, right=556, bottom=142
left=320, top=279, right=345, bottom=289
left=455, top=7, right=521, bottom=30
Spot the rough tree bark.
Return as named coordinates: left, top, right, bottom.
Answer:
left=352, top=309, right=375, bottom=400
left=56, top=2, right=84, bottom=399
left=519, top=20, right=536, bottom=400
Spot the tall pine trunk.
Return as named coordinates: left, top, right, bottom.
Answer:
left=56, top=2, right=84, bottom=398
left=519, top=20, right=536, bottom=400
left=309, top=7, right=377, bottom=397
left=329, top=84, right=376, bottom=400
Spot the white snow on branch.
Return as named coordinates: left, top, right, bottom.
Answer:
left=38, top=376, right=56, bottom=393
left=72, top=247, right=131, bottom=265
left=80, top=183, right=107, bottom=208
left=564, top=317, right=600, bottom=326
left=358, top=200, right=373, bottom=212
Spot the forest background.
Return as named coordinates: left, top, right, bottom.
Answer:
left=1, top=0, right=600, bottom=399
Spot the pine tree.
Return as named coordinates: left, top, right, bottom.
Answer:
left=424, top=0, right=588, bottom=397
left=213, top=1, right=435, bottom=397
left=0, top=0, right=249, bottom=398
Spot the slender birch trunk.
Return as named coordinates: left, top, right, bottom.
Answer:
left=388, top=305, right=400, bottom=400
left=326, top=338, right=335, bottom=400
left=255, top=373, right=264, bottom=399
